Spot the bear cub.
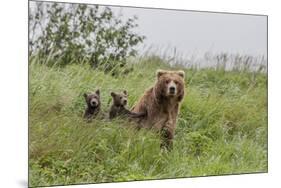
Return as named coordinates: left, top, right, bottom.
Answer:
left=109, top=90, right=145, bottom=119
left=83, top=89, right=101, bottom=120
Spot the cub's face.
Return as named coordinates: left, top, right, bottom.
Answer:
left=111, top=90, right=128, bottom=107
left=156, top=70, right=185, bottom=99
left=84, top=89, right=100, bottom=108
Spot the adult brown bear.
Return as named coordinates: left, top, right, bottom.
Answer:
left=131, top=69, right=185, bottom=150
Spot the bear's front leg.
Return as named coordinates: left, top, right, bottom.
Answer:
left=160, top=120, right=175, bottom=151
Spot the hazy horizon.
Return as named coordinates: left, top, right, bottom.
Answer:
left=110, top=6, right=267, bottom=59
left=29, top=1, right=267, bottom=68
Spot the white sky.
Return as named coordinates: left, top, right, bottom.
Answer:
left=29, top=1, right=267, bottom=59
left=110, top=6, right=267, bottom=57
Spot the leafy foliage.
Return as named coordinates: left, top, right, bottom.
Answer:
left=29, top=2, right=145, bottom=74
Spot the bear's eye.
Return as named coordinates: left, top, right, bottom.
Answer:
left=165, top=80, right=170, bottom=84
left=120, top=97, right=122, bottom=100
left=174, top=80, right=178, bottom=84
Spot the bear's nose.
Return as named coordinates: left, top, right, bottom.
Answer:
left=91, top=101, right=97, bottom=106
left=169, top=86, right=175, bottom=93
left=123, top=99, right=127, bottom=105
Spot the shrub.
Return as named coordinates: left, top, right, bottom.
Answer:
left=29, top=1, right=145, bottom=74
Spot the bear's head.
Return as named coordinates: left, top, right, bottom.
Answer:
left=84, top=89, right=101, bottom=108
left=155, top=69, right=185, bottom=101
left=111, top=90, right=128, bottom=107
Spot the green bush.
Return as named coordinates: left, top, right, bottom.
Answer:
left=29, top=1, right=145, bottom=74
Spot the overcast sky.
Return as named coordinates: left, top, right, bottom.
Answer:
left=110, top=6, right=267, bottom=58
left=30, top=1, right=267, bottom=60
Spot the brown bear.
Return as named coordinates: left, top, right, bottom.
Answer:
left=109, top=90, right=146, bottom=119
left=131, top=69, right=185, bottom=150
left=83, top=89, right=101, bottom=120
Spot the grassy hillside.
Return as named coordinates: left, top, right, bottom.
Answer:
left=29, top=56, right=267, bottom=187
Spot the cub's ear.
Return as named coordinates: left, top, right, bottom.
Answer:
left=123, top=90, right=128, bottom=96
left=95, top=89, right=100, bottom=96
left=111, top=92, right=116, bottom=97
left=156, top=69, right=167, bottom=79
left=177, top=70, right=185, bottom=78
left=83, top=93, right=88, bottom=99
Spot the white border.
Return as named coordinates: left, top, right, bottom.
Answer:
left=1, top=0, right=280, bottom=187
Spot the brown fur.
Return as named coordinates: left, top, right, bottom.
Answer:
left=131, top=69, right=185, bottom=150
left=83, top=89, right=101, bottom=121
left=109, top=90, right=146, bottom=119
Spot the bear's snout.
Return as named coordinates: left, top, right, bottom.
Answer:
left=169, top=86, right=175, bottom=93
left=120, top=97, right=127, bottom=106
left=90, top=99, right=99, bottom=107
left=123, top=99, right=127, bottom=105
left=167, top=81, right=177, bottom=95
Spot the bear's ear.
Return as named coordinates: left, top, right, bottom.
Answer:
left=111, top=92, right=116, bottom=97
left=83, top=93, right=88, bottom=99
left=177, top=70, right=185, bottom=78
left=95, top=89, right=100, bottom=96
left=156, top=69, right=167, bottom=79
left=123, top=90, right=128, bottom=96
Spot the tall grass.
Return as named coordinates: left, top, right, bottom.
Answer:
left=29, top=55, right=267, bottom=187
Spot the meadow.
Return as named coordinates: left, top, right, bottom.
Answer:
left=29, top=55, right=267, bottom=187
